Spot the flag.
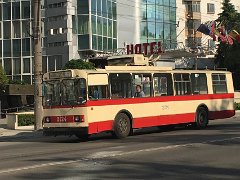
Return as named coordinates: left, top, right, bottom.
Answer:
left=197, top=24, right=210, bottom=35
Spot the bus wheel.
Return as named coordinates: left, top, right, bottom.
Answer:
left=113, top=113, right=131, bottom=139
left=195, top=107, right=208, bottom=129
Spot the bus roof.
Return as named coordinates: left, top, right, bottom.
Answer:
left=43, top=67, right=231, bottom=80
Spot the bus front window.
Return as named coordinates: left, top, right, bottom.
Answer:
left=62, top=79, right=87, bottom=105
left=43, top=80, right=61, bottom=106
left=43, top=79, right=86, bottom=106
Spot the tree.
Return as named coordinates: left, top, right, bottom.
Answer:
left=64, top=59, right=95, bottom=70
left=0, top=66, right=9, bottom=94
left=215, top=0, right=240, bottom=69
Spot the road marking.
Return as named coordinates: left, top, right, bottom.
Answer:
left=0, top=136, right=239, bottom=174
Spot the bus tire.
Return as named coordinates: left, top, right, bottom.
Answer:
left=113, top=113, right=131, bottom=139
left=195, top=107, right=208, bottom=129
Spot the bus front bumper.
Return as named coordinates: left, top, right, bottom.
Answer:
left=43, top=127, right=88, bottom=137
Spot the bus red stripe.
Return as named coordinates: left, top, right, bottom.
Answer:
left=88, top=110, right=235, bottom=134
left=44, top=93, right=234, bottom=109
left=133, top=113, right=195, bottom=128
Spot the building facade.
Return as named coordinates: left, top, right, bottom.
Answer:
left=176, top=0, right=240, bottom=51
left=0, top=0, right=240, bottom=84
left=117, top=0, right=177, bottom=50
left=0, top=0, right=34, bottom=84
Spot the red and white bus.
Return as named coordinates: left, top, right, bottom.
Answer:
left=42, top=65, right=235, bottom=139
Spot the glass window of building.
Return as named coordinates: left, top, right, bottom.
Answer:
left=113, top=21, right=117, bottom=38
left=97, top=0, right=102, bottom=16
left=12, top=21, right=21, bottom=38
left=48, top=56, right=55, bottom=71
left=108, top=19, right=112, bottom=37
left=140, top=0, right=176, bottom=48
left=102, top=0, right=107, bottom=18
left=92, top=35, right=98, bottom=50
left=98, top=36, right=102, bottom=50
left=91, top=15, right=97, bottom=34
left=13, top=39, right=21, bottom=57
left=91, top=0, right=97, bottom=14
left=77, top=0, right=89, bottom=14
left=97, top=17, right=102, bottom=35
left=3, top=3, right=11, bottom=20
left=4, top=58, right=12, bottom=75
left=108, top=38, right=112, bottom=50
left=23, top=58, right=31, bottom=73
left=12, top=2, right=20, bottom=19
left=22, top=38, right=31, bottom=56
left=103, top=37, right=107, bottom=51
left=3, top=21, right=11, bottom=39
left=13, top=58, right=21, bottom=75
left=103, top=18, right=107, bottom=36
left=107, top=0, right=112, bottom=19
left=78, top=35, right=90, bottom=49
left=22, top=21, right=30, bottom=38
left=22, top=1, right=30, bottom=19
left=3, top=40, right=11, bottom=57
left=207, top=3, right=215, bottom=14
left=78, top=15, right=89, bottom=34
left=55, top=55, right=62, bottom=70
left=112, top=1, right=116, bottom=20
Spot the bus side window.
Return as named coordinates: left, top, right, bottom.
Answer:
left=153, top=73, right=173, bottom=96
left=132, top=74, right=152, bottom=97
left=109, top=73, right=132, bottom=99
left=88, top=85, right=109, bottom=100
left=174, top=73, right=191, bottom=95
left=212, top=74, right=227, bottom=94
left=191, top=73, right=208, bottom=94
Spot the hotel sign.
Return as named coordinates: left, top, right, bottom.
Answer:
left=126, top=41, right=163, bottom=55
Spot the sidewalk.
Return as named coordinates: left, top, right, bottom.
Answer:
left=0, top=118, right=41, bottom=138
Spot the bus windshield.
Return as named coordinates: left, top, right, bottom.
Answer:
left=43, top=78, right=86, bottom=106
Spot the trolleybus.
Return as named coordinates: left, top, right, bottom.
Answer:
left=42, top=65, right=235, bottom=139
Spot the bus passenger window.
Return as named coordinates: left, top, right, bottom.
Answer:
left=212, top=74, right=227, bottom=94
left=153, top=73, right=173, bottom=96
left=88, top=85, right=109, bottom=100
left=191, top=73, right=208, bottom=94
left=174, top=73, right=191, bottom=95
left=132, top=74, right=152, bottom=97
left=109, top=73, right=132, bottom=99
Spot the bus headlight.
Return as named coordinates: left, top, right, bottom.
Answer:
left=74, top=115, right=84, bottom=122
left=45, top=117, right=51, bottom=123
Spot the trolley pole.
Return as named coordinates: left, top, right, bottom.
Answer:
left=33, top=0, right=43, bottom=130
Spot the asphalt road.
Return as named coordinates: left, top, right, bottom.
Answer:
left=0, top=115, right=240, bottom=180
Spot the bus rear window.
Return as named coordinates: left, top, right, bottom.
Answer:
left=212, top=74, right=227, bottom=94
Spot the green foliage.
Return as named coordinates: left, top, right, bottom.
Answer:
left=18, top=114, right=35, bottom=126
left=0, top=66, right=9, bottom=94
left=215, top=0, right=240, bottom=71
left=64, top=59, right=95, bottom=70
left=234, top=102, right=240, bottom=110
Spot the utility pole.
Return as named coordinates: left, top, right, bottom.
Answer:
left=33, top=0, right=43, bottom=130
